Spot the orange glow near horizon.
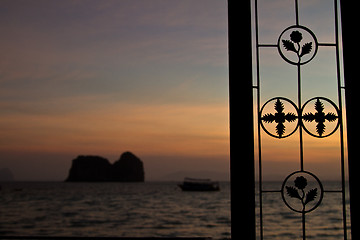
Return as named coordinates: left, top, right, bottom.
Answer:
left=0, top=101, right=230, bottom=158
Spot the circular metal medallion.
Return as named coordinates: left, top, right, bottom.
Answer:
left=260, top=97, right=299, bottom=138
left=301, top=97, right=340, bottom=138
left=281, top=171, right=324, bottom=213
left=278, top=25, right=318, bottom=65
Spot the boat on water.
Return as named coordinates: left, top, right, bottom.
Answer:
left=178, top=177, right=220, bottom=191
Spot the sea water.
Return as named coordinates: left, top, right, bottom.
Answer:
left=0, top=182, right=230, bottom=239
left=0, top=181, right=350, bottom=239
left=258, top=181, right=351, bottom=240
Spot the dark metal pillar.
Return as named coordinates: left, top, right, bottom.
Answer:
left=228, top=0, right=256, bottom=239
left=340, top=1, right=360, bottom=239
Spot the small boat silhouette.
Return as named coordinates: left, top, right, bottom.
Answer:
left=178, top=177, right=220, bottom=191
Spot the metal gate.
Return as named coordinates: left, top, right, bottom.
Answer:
left=253, top=0, right=348, bottom=239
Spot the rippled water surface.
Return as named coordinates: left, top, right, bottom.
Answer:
left=258, top=181, right=351, bottom=240
left=0, top=182, right=230, bottom=239
left=0, top=181, right=350, bottom=239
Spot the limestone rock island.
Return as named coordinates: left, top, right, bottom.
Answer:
left=65, top=152, right=144, bottom=182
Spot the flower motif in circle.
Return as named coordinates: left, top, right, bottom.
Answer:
left=286, top=176, right=317, bottom=212
left=290, top=30, right=303, bottom=43
left=281, top=171, right=324, bottom=213
left=282, top=30, right=312, bottom=63
left=278, top=25, right=318, bottom=65
left=294, top=176, right=307, bottom=190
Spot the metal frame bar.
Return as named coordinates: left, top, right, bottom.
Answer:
left=340, top=1, right=360, bottom=240
left=228, top=0, right=256, bottom=239
left=334, top=1, right=348, bottom=238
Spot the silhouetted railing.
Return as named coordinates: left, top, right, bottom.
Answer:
left=253, top=0, right=348, bottom=239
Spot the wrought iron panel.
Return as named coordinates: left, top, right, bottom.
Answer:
left=253, top=0, right=348, bottom=239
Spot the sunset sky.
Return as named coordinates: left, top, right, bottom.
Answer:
left=0, top=0, right=346, bottom=181
left=0, top=0, right=229, bottom=180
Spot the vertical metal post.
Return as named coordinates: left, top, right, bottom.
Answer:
left=228, top=0, right=256, bottom=239
left=340, top=1, right=360, bottom=239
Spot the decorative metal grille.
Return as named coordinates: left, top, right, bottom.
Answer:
left=253, top=0, right=348, bottom=239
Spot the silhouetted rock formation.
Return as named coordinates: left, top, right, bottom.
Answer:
left=65, top=152, right=144, bottom=182
left=112, top=152, right=145, bottom=182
